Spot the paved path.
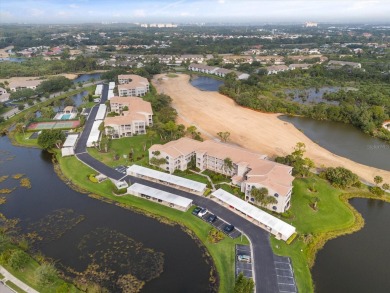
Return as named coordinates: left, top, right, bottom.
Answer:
left=74, top=84, right=284, bottom=293
left=0, top=265, right=39, bottom=293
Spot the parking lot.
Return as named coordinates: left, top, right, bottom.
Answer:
left=235, top=244, right=253, bottom=278
left=114, top=165, right=127, bottom=174
left=274, top=255, right=297, bottom=293
left=195, top=209, right=242, bottom=239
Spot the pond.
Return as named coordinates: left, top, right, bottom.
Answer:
left=0, top=137, right=211, bottom=292
left=36, top=91, right=89, bottom=117
left=279, top=115, right=390, bottom=171
left=312, top=198, right=390, bottom=293
left=0, top=57, right=26, bottom=63
left=190, top=76, right=224, bottom=92
left=73, top=73, right=102, bottom=84
left=284, top=87, right=356, bottom=105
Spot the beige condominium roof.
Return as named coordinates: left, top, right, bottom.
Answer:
left=118, top=74, right=149, bottom=87
left=151, top=138, right=293, bottom=196
left=110, top=96, right=153, bottom=114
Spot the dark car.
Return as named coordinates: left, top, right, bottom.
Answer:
left=207, top=214, right=217, bottom=223
left=192, top=206, right=202, bottom=215
left=223, top=224, right=234, bottom=233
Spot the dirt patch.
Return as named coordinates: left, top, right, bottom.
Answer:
left=152, top=73, right=390, bottom=185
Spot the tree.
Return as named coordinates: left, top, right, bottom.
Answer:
left=14, top=123, right=25, bottom=134
left=222, top=157, right=234, bottom=176
left=234, top=272, right=254, bottom=293
left=150, top=157, right=167, bottom=168
left=251, top=187, right=268, bottom=203
left=374, top=176, right=383, bottom=186
left=217, top=131, right=230, bottom=142
left=275, top=142, right=314, bottom=177
left=322, top=167, right=359, bottom=189
left=382, top=183, right=390, bottom=190
left=37, top=129, right=65, bottom=150
left=63, top=96, right=75, bottom=107
left=146, top=129, right=156, bottom=146
left=8, top=250, right=30, bottom=270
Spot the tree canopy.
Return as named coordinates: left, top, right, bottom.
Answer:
left=37, top=129, right=65, bottom=150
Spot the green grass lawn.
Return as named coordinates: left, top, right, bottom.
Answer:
left=0, top=272, right=4, bottom=279
left=88, top=135, right=162, bottom=168
left=57, top=154, right=249, bottom=293
left=5, top=281, right=25, bottom=293
left=270, top=176, right=360, bottom=293
left=11, top=132, right=39, bottom=148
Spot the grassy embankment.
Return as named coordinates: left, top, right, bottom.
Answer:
left=57, top=152, right=249, bottom=293
left=270, top=176, right=390, bottom=293
left=0, top=243, right=81, bottom=293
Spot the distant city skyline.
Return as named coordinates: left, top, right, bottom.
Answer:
left=0, top=0, right=389, bottom=24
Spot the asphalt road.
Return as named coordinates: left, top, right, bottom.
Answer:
left=74, top=83, right=282, bottom=293
left=0, top=283, right=14, bottom=293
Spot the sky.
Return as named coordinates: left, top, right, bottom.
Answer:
left=0, top=0, right=389, bottom=24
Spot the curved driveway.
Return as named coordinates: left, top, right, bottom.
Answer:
left=75, top=84, right=282, bottom=293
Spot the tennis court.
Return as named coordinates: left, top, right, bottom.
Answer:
left=28, top=120, right=80, bottom=131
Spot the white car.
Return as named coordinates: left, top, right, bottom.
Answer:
left=198, top=208, right=208, bottom=217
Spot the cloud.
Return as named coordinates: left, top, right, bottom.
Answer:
left=0, top=11, right=13, bottom=19
left=218, top=0, right=225, bottom=4
left=69, top=4, right=79, bottom=9
left=133, top=9, right=146, bottom=17
left=30, top=8, right=44, bottom=17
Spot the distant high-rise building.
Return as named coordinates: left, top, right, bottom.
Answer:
left=304, top=22, right=318, bottom=27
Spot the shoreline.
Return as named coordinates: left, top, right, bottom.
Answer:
left=51, top=151, right=220, bottom=292
left=152, top=73, right=390, bottom=185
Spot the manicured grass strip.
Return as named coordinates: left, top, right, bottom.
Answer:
left=57, top=154, right=249, bottom=293
left=270, top=176, right=390, bottom=293
left=5, top=281, right=25, bottom=293
left=88, top=135, right=162, bottom=168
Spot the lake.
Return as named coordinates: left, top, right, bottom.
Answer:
left=190, top=76, right=224, bottom=92
left=73, top=73, right=102, bottom=84
left=0, top=137, right=211, bottom=292
left=279, top=115, right=390, bottom=171
left=312, top=198, right=390, bottom=293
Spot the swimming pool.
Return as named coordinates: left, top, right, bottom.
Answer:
left=61, top=114, right=71, bottom=120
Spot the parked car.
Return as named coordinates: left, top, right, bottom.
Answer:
left=237, top=254, right=251, bottom=263
left=198, top=208, right=208, bottom=217
left=207, top=214, right=217, bottom=223
left=223, top=224, right=234, bottom=233
left=192, top=206, right=202, bottom=215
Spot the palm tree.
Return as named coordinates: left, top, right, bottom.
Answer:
left=250, top=187, right=269, bottom=204
left=222, top=157, right=234, bottom=176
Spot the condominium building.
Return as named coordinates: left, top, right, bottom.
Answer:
left=117, top=74, right=149, bottom=97
left=149, top=138, right=294, bottom=213
left=104, top=96, right=153, bottom=138
left=9, top=80, right=41, bottom=92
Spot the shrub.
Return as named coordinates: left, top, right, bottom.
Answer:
left=369, top=186, right=385, bottom=196
left=207, top=228, right=225, bottom=244
left=88, top=174, right=98, bottom=183
left=114, top=188, right=127, bottom=195
left=8, top=250, right=30, bottom=270
left=35, top=263, right=57, bottom=286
